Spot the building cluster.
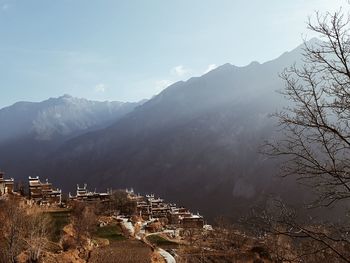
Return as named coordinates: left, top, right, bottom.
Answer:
left=69, top=184, right=111, bottom=202
left=0, top=169, right=206, bottom=229
left=0, top=170, right=14, bottom=196
left=0, top=169, right=112, bottom=206
left=0, top=171, right=62, bottom=206
left=128, top=189, right=204, bottom=229
left=29, top=176, right=62, bottom=205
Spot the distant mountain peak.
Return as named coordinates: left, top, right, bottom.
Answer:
left=61, top=94, right=73, bottom=99
left=0, top=96, right=144, bottom=142
left=306, top=37, right=321, bottom=45
left=203, top=63, right=236, bottom=75
left=248, top=61, right=260, bottom=67
left=217, top=63, right=234, bottom=69
left=47, top=94, right=76, bottom=104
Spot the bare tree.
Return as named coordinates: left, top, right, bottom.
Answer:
left=71, top=202, right=97, bottom=247
left=24, top=210, right=53, bottom=263
left=263, top=7, right=350, bottom=262
left=0, top=199, right=26, bottom=263
left=267, top=9, right=350, bottom=207
left=248, top=199, right=350, bottom=262
left=110, top=190, right=137, bottom=216
left=0, top=199, right=54, bottom=263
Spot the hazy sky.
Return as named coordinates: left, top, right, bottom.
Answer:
left=0, top=0, right=348, bottom=107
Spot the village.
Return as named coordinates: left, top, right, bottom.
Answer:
left=0, top=170, right=310, bottom=263
left=1, top=170, right=233, bottom=263
left=0, top=170, right=206, bottom=229
left=0, top=169, right=281, bottom=263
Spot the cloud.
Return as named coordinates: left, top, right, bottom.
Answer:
left=171, top=65, right=190, bottom=77
left=155, top=79, right=173, bottom=93
left=95, top=83, right=106, bottom=93
left=204, top=64, right=217, bottom=74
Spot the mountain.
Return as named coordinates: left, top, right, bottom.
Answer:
left=0, top=94, right=144, bottom=142
left=35, top=43, right=311, bottom=221
left=0, top=95, right=144, bottom=180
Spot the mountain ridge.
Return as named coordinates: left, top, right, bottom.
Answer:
left=32, top=41, right=313, bottom=221
left=0, top=95, right=145, bottom=181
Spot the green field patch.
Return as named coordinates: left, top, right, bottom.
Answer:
left=94, top=224, right=126, bottom=241
left=146, top=234, right=178, bottom=247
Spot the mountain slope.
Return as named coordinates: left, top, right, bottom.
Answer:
left=36, top=43, right=309, bottom=220
left=0, top=95, right=143, bottom=180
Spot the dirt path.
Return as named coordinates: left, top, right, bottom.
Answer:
left=143, top=233, right=177, bottom=263
left=157, top=248, right=176, bottom=263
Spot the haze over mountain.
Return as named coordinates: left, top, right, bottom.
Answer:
left=0, top=41, right=320, bottom=221
left=22, top=41, right=311, bottom=221
left=0, top=96, right=143, bottom=180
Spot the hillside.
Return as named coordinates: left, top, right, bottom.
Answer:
left=35, top=42, right=309, bottom=220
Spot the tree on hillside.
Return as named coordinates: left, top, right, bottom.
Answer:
left=0, top=199, right=26, bottom=263
left=262, top=8, right=350, bottom=262
left=110, top=190, right=137, bottom=216
left=25, top=210, right=53, bottom=263
left=0, top=199, right=52, bottom=263
left=71, top=202, right=97, bottom=247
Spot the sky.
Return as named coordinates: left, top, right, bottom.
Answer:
left=0, top=0, right=349, bottom=107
